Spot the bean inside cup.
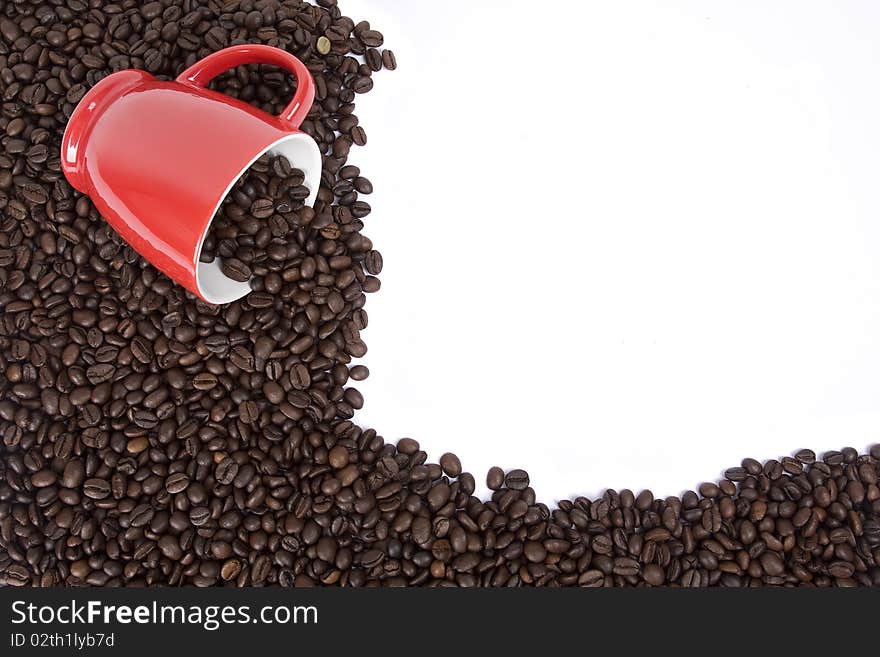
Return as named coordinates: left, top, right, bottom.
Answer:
left=198, top=152, right=314, bottom=292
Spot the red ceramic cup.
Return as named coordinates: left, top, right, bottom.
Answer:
left=61, top=44, right=322, bottom=304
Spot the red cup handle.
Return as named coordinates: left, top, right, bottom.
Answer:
left=176, top=45, right=315, bottom=129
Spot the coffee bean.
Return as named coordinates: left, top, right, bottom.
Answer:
left=129, top=504, right=154, bottom=528
left=4, top=565, right=31, bottom=587
left=316, top=537, right=338, bottom=563
left=165, top=473, right=189, bottom=494
left=487, top=467, right=505, bottom=490
left=215, top=457, right=239, bottom=485
left=126, top=437, right=149, bottom=454
left=189, top=507, right=210, bottom=527
left=505, top=469, right=530, bottom=490
left=643, top=564, right=665, bottom=586
left=239, top=400, right=260, bottom=424
left=193, top=373, right=218, bottom=390
left=131, top=336, right=153, bottom=363
left=613, top=557, right=640, bottom=576
left=289, top=363, right=311, bottom=390
left=158, top=536, right=183, bottom=561
left=794, top=448, right=816, bottom=464
left=18, top=182, right=48, bottom=205
left=349, top=365, right=369, bottom=381
left=329, top=445, right=349, bottom=469
left=251, top=198, right=274, bottom=219
left=361, top=549, right=384, bottom=568
left=86, top=363, right=115, bottom=384
left=439, top=453, right=462, bottom=478
left=353, top=77, right=374, bottom=94
left=365, top=250, right=383, bottom=274
left=366, top=49, right=382, bottom=72
left=230, top=346, right=255, bottom=372
left=742, top=457, right=763, bottom=475
left=31, top=470, right=57, bottom=487
left=221, top=560, right=242, bottom=581
left=61, top=460, right=85, bottom=488
left=524, top=541, right=547, bottom=563
left=759, top=552, right=785, bottom=577
left=828, top=561, right=855, bottom=579
left=83, top=479, right=111, bottom=500
left=579, top=570, right=605, bottom=587
left=723, top=467, right=747, bottom=482
left=382, top=50, right=398, bottom=71
left=351, top=126, right=367, bottom=146
left=361, top=30, right=384, bottom=47
left=221, top=258, right=251, bottom=282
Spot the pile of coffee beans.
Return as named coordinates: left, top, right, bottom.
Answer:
left=1, top=1, right=879, bottom=588
left=199, top=153, right=312, bottom=287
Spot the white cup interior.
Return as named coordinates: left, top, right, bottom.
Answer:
left=195, top=131, right=322, bottom=305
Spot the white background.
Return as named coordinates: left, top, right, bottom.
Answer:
left=342, top=0, right=880, bottom=501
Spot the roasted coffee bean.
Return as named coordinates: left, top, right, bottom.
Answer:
left=165, top=473, right=189, bottom=495
left=350, top=365, right=369, bottom=381
left=220, top=560, right=241, bottom=581
left=353, top=77, right=374, bottom=94
left=487, top=467, right=505, bottom=490
left=329, top=445, right=349, bottom=469
left=189, top=507, right=210, bottom=527
left=579, top=570, right=605, bottom=587
left=759, top=552, right=785, bottom=577
left=31, top=470, right=57, bottom=487
left=220, top=258, right=251, bottom=282
left=505, top=469, right=530, bottom=490
left=83, top=479, right=111, bottom=500
left=4, top=565, right=31, bottom=587
left=215, top=457, right=239, bottom=486
left=351, top=126, right=367, bottom=146
left=251, top=199, right=274, bottom=219
left=365, top=250, right=383, bottom=274
left=193, top=373, right=218, bottom=390
left=61, top=460, right=85, bottom=488
left=289, top=363, right=311, bottom=390
left=440, top=453, right=462, bottom=478
left=382, top=50, right=398, bottom=71
left=240, top=400, right=261, bottom=424
left=361, top=30, right=385, bottom=48
left=723, top=467, right=747, bottom=482
left=828, top=561, right=855, bottom=579
left=127, top=437, right=150, bottom=454
left=86, top=363, right=114, bottom=384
